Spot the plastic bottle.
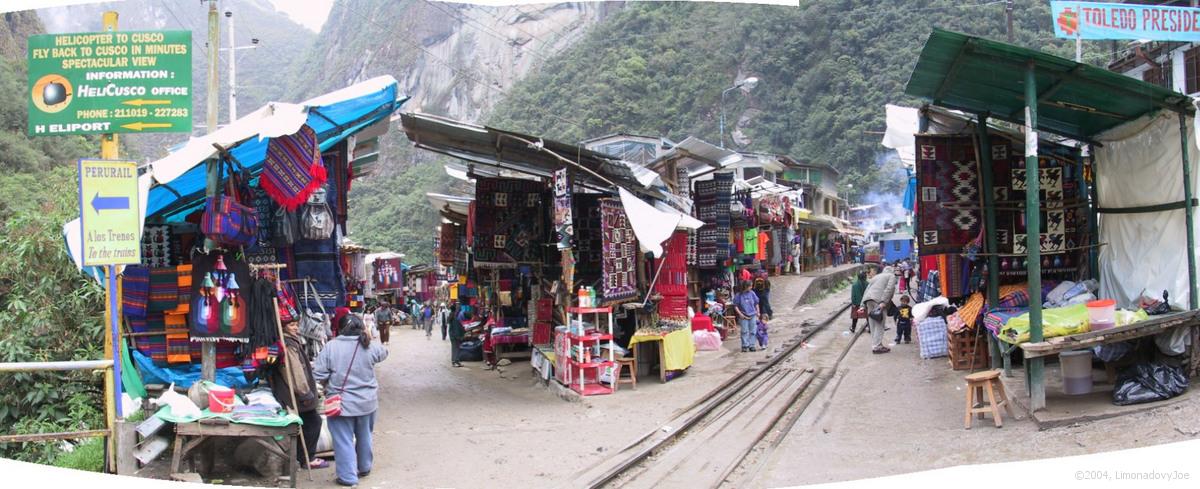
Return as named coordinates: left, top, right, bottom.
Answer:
left=578, top=286, right=589, bottom=307
left=588, top=287, right=597, bottom=307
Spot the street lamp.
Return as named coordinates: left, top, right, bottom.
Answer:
left=720, top=76, right=759, bottom=149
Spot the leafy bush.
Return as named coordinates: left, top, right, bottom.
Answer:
left=52, top=438, right=105, bottom=473
left=0, top=167, right=106, bottom=462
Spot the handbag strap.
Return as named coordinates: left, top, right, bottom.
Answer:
left=337, top=342, right=361, bottom=393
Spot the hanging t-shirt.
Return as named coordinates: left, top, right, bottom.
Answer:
left=734, top=229, right=744, bottom=253
left=757, top=231, right=769, bottom=261
left=744, top=228, right=759, bottom=255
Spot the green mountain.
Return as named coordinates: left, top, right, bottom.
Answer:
left=285, top=0, right=615, bottom=263
left=489, top=0, right=1101, bottom=199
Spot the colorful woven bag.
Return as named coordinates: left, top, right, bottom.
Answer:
left=201, top=161, right=260, bottom=247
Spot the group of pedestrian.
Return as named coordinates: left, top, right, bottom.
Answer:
left=273, top=312, right=389, bottom=487
left=733, top=269, right=774, bottom=353
left=848, top=260, right=916, bottom=355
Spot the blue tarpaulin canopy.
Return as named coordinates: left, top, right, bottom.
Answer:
left=64, top=76, right=406, bottom=269
left=148, top=78, right=405, bottom=221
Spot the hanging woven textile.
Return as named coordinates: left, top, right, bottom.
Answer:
left=248, top=277, right=280, bottom=349
left=600, top=198, right=638, bottom=303
left=262, top=124, right=327, bottom=211
left=188, top=251, right=252, bottom=342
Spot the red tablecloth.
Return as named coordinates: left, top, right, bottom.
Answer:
left=691, top=315, right=714, bottom=332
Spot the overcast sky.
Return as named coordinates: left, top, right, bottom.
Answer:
left=268, top=0, right=333, bottom=32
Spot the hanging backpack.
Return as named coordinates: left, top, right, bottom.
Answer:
left=301, top=187, right=334, bottom=240
left=272, top=205, right=300, bottom=247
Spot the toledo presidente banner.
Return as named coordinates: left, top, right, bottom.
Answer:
left=1051, top=1, right=1200, bottom=41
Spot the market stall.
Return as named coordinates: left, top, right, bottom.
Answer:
left=903, top=29, right=1200, bottom=411
left=401, top=113, right=702, bottom=394
left=62, top=76, right=405, bottom=474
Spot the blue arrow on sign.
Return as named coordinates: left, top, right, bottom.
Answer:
left=91, top=192, right=130, bottom=213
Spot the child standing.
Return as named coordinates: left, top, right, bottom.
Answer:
left=893, top=295, right=913, bottom=344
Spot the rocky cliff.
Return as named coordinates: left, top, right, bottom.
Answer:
left=288, top=1, right=619, bottom=121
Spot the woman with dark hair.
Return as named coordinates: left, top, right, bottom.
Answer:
left=313, top=314, right=389, bottom=487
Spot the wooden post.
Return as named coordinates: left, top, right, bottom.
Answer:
left=98, top=10, right=121, bottom=472
left=201, top=0, right=221, bottom=382
left=1179, top=112, right=1198, bottom=310
left=976, top=114, right=1003, bottom=370
left=1083, top=147, right=1100, bottom=281
left=975, top=114, right=1000, bottom=307
left=1024, top=62, right=1045, bottom=412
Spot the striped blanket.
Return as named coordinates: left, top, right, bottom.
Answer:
left=122, top=266, right=150, bottom=319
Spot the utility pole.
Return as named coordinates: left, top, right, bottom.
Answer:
left=219, top=10, right=257, bottom=125
left=1006, top=0, right=1014, bottom=43
left=202, top=0, right=220, bottom=382
left=226, top=10, right=237, bottom=123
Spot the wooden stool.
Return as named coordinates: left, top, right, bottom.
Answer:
left=964, top=370, right=1014, bottom=429
left=613, top=357, right=637, bottom=391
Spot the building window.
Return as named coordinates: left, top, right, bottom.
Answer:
left=1143, top=59, right=1172, bottom=89
left=1186, top=47, right=1200, bottom=94
left=810, top=170, right=822, bottom=185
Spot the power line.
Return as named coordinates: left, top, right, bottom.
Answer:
left=161, top=0, right=208, bottom=57
left=422, top=1, right=556, bottom=67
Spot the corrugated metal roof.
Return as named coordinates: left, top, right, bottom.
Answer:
left=400, top=113, right=652, bottom=194
left=905, top=29, right=1192, bottom=142
left=647, top=136, right=743, bottom=177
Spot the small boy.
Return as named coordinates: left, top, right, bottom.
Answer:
left=893, top=295, right=913, bottom=344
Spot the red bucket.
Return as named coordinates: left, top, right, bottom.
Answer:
left=208, top=387, right=235, bottom=413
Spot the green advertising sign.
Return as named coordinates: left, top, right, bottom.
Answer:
left=27, top=30, right=192, bottom=136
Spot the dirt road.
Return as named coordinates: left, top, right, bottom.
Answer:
left=302, top=271, right=847, bottom=488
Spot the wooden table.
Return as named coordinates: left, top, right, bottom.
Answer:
left=171, top=418, right=299, bottom=487
left=629, top=329, right=696, bottom=383
left=1019, top=310, right=1200, bottom=358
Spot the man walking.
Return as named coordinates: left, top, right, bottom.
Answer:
left=448, top=305, right=469, bottom=367
left=374, top=303, right=392, bottom=345
left=440, top=301, right=453, bottom=340
left=862, top=265, right=897, bottom=354
left=733, top=280, right=761, bottom=353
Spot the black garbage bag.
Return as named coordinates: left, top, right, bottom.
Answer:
left=1112, top=362, right=1189, bottom=406
left=458, top=339, right=484, bottom=362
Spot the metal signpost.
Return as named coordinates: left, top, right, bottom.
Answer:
left=27, top=29, right=192, bottom=136
left=78, top=158, right=141, bottom=425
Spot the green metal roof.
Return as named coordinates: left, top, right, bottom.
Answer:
left=905, top=29, right=1193, bottom=142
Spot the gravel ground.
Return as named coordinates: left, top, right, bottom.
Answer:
left=749, top=295, right=1200, bottom=488
left=296, top=270, right=852, bottom=488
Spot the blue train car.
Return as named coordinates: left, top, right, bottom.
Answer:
left=878, top=233, right=914, bottom=264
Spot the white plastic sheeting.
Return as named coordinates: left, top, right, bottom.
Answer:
left=618, top=188, right=702, bottom=258
left=882, top=104, right=920, bottom=167
left=1095, top=112, right=1199, bottom=310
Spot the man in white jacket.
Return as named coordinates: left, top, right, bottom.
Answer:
left=862, top=265, right=898, bottom=354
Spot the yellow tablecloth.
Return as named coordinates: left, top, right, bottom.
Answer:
left=629, top=328, right=695, bottom=371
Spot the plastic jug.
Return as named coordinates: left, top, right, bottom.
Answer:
left=578, top=287, right=590, bottom=308
left=1060, top=349, right=1094, bottom=395
left=1087, top=299, right=1116, bottom=331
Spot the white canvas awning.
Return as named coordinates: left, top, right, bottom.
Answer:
left=619, top=188, right=702, bottom=258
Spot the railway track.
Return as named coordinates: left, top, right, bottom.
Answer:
left=571, top=301, right=867, bottom=489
